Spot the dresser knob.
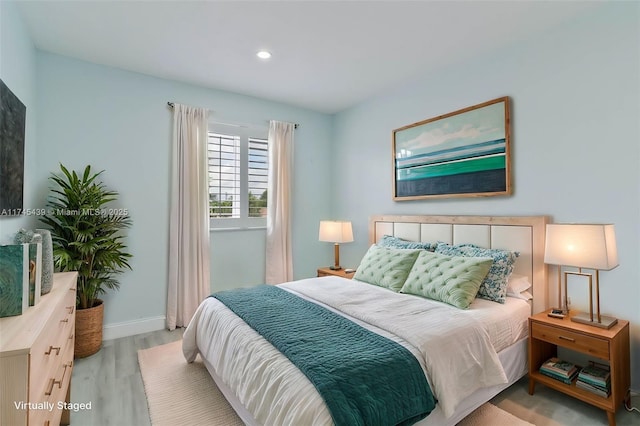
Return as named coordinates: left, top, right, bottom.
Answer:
left=45, top=378, right=62, bottom=395
left=60, top=362, right=71, bottom=383
left=45, top=346, right=61, bottom=356
left=60, top=318, right=69, bottom=323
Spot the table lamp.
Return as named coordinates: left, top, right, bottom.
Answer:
left=319, top=220, right=353, bottom=270
left=544, top=223, right=619, bottom=329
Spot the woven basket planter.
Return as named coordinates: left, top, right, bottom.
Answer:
left=75, top=299, right=104, bottom=358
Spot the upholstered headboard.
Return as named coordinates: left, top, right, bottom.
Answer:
left=369, top=215, right=549, bottom=313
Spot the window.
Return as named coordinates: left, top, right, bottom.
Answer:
left=208, top=124, right=268, bottom=228
left=247, top=138, right=269, bottom=217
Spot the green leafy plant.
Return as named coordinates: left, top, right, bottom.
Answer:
left=40, top=164, right=132, bottom=309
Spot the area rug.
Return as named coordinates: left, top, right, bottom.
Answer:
left=138, top=340, right=243, bottom=426
left=138, top=340, right=534, bottom=426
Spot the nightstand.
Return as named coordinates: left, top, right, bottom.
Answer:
left=317, top=267, right=355, bottom=279
left=528, top=310, right=630, bottom=426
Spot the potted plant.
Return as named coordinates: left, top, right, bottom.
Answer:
left=40, top=164, right=132, bottom=358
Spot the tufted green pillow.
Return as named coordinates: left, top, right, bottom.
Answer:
left=400, top=251, right=493, bottom=309
left=353, top=245, right=420, bottom=291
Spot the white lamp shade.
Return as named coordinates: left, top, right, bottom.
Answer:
left=319, top=221, right=354, bottom=243
left=544, top=224, right=618, bottom=270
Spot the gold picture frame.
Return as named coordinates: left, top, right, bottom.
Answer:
left=393, top=97, right=511, bottom=200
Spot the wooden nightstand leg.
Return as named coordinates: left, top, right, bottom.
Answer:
left=528, top=378, right=535, bottom=395
left=606, top=410, right=616, bottom=426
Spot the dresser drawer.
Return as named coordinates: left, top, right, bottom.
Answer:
left=29, top=291, right=75, bottom=401
left=31, top=324, right=75, bottom=403
left=32, top=357, right=73, bottom=426
left=531, top=322, right=609, bottom=359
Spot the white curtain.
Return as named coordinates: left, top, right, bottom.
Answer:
left=167, top=104, right=211, bottom=330
left=265, top=121, right=295, bottom=284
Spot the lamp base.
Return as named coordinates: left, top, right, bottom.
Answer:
left=571, top=312, right=618, bottom=329
left=330, top=265, right=342, bottom=270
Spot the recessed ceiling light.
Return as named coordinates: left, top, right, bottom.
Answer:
left=256, top=50, right=272, bottom=59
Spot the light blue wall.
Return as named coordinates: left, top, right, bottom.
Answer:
left=332, top=3, right=640, bottom=389
left=5, top=0, right=639, bottom=389
left=34, top=52, right=333, bottom=327
left=0, top=0, right=38, bottom=240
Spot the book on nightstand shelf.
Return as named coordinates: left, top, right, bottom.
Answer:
left=576, top=363, right=611, bottom=397
left=539, top=357, right=579, bottom=384
left=576, top=380, right=610, bottom=397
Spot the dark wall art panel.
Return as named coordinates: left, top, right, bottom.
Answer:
left=0, top=79, right=26, bottom=215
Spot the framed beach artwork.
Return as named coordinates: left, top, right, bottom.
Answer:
left=393, top=97, right=511, bottom=200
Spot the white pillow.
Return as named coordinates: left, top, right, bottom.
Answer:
left=511, top=290, right=533, bottom=300
left=506, top=274, right=531, bottom=297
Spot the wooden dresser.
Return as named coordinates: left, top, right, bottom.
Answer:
left=1, top=272, right=77, bottom=426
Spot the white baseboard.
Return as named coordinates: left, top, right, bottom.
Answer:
left=102, top=316, right=166, bottom=341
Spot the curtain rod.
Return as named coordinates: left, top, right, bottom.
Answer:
left=167, top=102, right=299, bottom=129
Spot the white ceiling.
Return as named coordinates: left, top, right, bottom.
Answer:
left=17, top=1, right=602, bottom=114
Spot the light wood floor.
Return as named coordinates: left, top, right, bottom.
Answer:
left=70, top=329, right=640, bottom=426
left=70, top=328, right=183, bottom=426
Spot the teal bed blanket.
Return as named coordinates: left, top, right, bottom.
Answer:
left=212, top=285, right=435, bottom=426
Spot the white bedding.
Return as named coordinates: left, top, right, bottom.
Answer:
left=183, top=276, right=531, bottom=424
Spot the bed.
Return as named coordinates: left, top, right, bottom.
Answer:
left=183, top=215, right=549, bottom=426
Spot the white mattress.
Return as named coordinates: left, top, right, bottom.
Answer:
left=183, top=276, right=531, bottom=425
left=459, top=293, right=530, bottom=353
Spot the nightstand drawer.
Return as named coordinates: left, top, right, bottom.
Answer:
left=531, top=322, right=609, bottom=359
